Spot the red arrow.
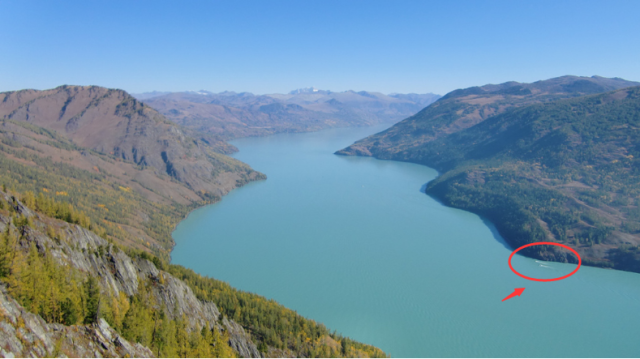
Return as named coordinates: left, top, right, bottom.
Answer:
left=502, top=288, right=525, bottom=302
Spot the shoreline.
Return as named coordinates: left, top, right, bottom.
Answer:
left=336, top=150, right=636, bottom=274
left=167, top=171, right=268, bottom=263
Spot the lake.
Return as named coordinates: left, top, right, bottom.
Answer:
left=172, top=125, right=640, bottom=357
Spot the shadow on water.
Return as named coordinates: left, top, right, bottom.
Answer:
left=482, top=218, right=513, bottom=251
left=419, top=181, right=514, bottom=252
left=419, top=182, right=446, bottom=207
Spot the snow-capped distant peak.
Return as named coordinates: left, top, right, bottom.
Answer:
left=289, top=87, right=322, bottom=95
left=187, top=90, right=213, bottom=95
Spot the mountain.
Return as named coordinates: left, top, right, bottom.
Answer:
left=0, top=85, right=263, bottom=257
left=134, top=89, right=440, bottom=140
left=288, top=87, right=330, bottom=95
left=338, top=76, right=640, bottom=273
left=337, top=76, right=639, bottom=158
left=0, top=85, right=246, bottom=192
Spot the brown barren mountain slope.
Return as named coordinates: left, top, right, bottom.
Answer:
left=0, top=85, right=264, bottom=256
left=0, top=86, right=259, bottom=196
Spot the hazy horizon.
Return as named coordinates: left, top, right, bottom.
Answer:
left=7, top=75, right=639, bottom=98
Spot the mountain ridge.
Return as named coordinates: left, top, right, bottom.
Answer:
left=134, top=89, right=440, bottom=140
left=337, top=75, right=640, bottom=158
left=0, top=85, right=249, bottom=193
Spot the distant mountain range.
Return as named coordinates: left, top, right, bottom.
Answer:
left=133, top=89, right=440, bottom=140
left=338, top=75, right=640, bottom=273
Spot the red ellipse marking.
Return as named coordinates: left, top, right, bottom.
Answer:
left=509, top=242, right=581, bottom=282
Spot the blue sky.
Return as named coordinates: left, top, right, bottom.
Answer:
left=2, top=0, right=639, bottom=95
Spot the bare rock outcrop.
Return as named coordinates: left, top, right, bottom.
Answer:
left=0, top=191, right=260, bottom=357
left=0, top=284, right=153, bottom=358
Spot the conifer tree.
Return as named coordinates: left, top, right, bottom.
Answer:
left=175, top=314, right=190, bottom=358
left=83, top=275, right=101, bottom=324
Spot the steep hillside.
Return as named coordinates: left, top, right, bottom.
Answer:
left=0, top=190, right=386, bottom=358
left=0, top=86, right=244, bottom=192
left=0, top=86, right=264, bottom=258
left=136, top=89, right=440, bottom=139
left=338, top=76, right=639, bottom=158
left=347, top=85, right=640, bottom=272
left=0, top=291, right=153, bottom=358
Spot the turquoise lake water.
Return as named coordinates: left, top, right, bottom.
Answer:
left=172, top=125, right=640, bottom=357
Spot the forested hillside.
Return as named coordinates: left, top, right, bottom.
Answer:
left=339, top=78, right=640, bottom=273
left=338, top=76, right=639, bottom=158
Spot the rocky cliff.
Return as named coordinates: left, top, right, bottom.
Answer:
left=0, top=190, right=260, bottom=358
left=0, top=291, right=153, bottom=358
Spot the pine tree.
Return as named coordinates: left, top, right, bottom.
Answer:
left=175, top=314, right=190, bottom=358
left=154, top=309, right=178, bottom=358
left=110, top=291, right=130, bottom=331
left=61, top=297, right=81, bottom=325
left=24, top=243, right=45, bottom=313
left=42, top=250, right=63, bottom=323
left=211, top=325, right=236, bottom=358
left=189, top=326, right=209, bottom=357
left=0, top=226, right=11, bottom=277
left=83, top=275, right=101, bottom=324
